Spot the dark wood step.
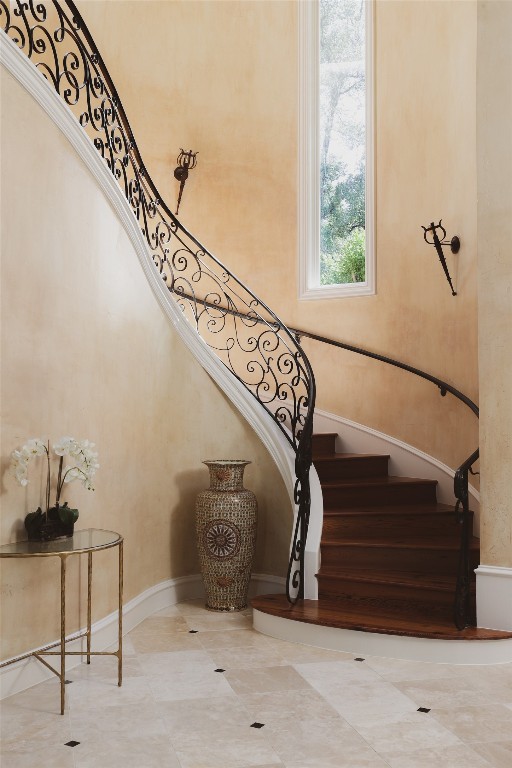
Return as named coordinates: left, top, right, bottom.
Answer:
left=251, top=594, right=511, bottom=641
left=319, top=537, right=479, bottom=575
left=322, top=476, right=438, bottom=508
left=311, top=433, right=337, bottom=456
left=322, top=503, right=471, bottom=539
left=313, top=453, right=390, bottom=482
left=315, top=567, right=476, bottom=622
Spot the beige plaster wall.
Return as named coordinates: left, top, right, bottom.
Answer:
left=477, top=0, right=512, bottom=568
left=0, top=70, right=290, bottom=660
left=79, top=0, right=479, bottom=477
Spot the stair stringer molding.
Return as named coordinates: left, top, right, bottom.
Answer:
left=1, top=33, right=324, bottom=592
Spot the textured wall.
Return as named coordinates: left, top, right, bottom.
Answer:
left=477, top=0, right=512, bottom=568
left=0, top=70, right=291, bottom=660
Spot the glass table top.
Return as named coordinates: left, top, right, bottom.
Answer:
left=0, top=528, right=122, bottom=557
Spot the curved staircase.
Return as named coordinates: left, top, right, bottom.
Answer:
left=253, top=432, right=512, bottom=646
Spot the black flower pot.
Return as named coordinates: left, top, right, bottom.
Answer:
left=24, top=504, right=79, bottom=542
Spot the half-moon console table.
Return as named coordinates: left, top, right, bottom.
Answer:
left=0, top=528, right=123, bottom=714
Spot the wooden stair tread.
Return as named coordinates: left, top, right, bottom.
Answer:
left=316, top=566, right=468, bottom=591
left=251, top=594, right=511, bottom=641
left=320, top=476, right=437, bottom=488
left=320, top=536, right=480, bottom=551
left=323, top=503, right=459, bottom=516
left=313, top=452, right=390, bottom=462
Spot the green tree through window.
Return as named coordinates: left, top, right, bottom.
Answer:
left=320, top=0, right=366, bottom=285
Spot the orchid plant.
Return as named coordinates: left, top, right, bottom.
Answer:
left=11, top=437, right=99, bottom=522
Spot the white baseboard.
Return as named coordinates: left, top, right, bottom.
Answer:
left=0, top=572, right=284, bottom=701
left=476, top=565, right=512, bottom=631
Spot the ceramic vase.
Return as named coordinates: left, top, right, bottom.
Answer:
left=195, top=460, right=257, bottom=611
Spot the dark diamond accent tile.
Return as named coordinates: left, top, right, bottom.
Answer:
left=214, top=668, right=225, bottom=673
left=65, top=741, right=80, bottom=747
left=417, top=707, right=431, bottom=713
left=250, top=722, right=265, bottom=729
left=189, top=630, right=198, bottom=634
left=354, top=657, right=365, bottom=662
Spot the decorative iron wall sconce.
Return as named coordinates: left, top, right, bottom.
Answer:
left=421, top=219, right=460, bottom=296
left=174, top=149, right=198, bottom=215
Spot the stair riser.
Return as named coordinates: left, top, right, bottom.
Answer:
left=322, top=482, right=438, bottom=508
left=311, top=434, right=337, bottom=456
left=314, top=456, right=389, bottom=482
left=322, top=514, right=467, bottom=539
left=320, top=545, right=479, bottom=575
left=316, top=577, right=476, bottom=622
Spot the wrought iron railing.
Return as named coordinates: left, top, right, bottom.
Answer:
left=0, top=0, right=315, bottom=603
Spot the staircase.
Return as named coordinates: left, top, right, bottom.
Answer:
left=253, top=433, right=510, bottom=641
left=313, top=432, right=478, bottom=631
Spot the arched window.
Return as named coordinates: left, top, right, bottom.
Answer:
left=299, top=0, right=375, bottom=299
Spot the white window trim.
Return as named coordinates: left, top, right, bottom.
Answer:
left=299, top=0, right=375, bottom=300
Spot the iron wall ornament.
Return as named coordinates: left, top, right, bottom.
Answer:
left=0, top=0, right=315, bottom=605
left=173, top=149, right=197, bottom=215
left=421, top=219, right=460, bottom=296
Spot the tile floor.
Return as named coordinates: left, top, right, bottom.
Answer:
left=1, top=600, right=511, bottom=767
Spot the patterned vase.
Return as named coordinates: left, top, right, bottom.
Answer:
left=195, top=460, right=257, bottom=611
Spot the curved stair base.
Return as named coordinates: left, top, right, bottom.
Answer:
left=252, top=595, right=512, bottom=664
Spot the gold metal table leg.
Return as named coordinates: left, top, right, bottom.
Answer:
left=118, top=540, right=123, bottom=687
left=87, top=552, right=92, bottom=664
left=60, top=554, right=67, bottom=715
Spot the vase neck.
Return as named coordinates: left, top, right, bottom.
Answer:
left=204, top=460, right=250, bottom=491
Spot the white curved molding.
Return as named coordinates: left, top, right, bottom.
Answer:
left=253, top=609, right=512, bottom=665
left=0, top=34, right=298, bottom=504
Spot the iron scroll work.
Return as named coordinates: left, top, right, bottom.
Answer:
left=0, top=0, right=315, bottom=604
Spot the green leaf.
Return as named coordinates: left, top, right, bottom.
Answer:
left=58, top=505, right=79, bottom=525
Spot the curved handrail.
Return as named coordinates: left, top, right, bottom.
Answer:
left=0, top=0, right=315, bottom=603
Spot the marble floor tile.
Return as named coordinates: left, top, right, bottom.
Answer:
left=394, top=676, right=491, bottom=709
left=266, top=718, right=388, bottom=768
left=65, top=673, right=153, bottom=711
left=197, top=628, right=269, bottom=650
left=430, top=704, right=512, bottom=743
left=138, top=648, right=215, bottom=676
left=2, top=600, right=512, bottom=768
left=147, top=663, right=235, bottom=702
left=68, top=700, right=167, bottom=740
left=380, top=743, right=494, bottom=768
left=453, top=664, right=512, bottom=704
left=348, top=709, right=461, bottom=753
left=240, top=688, right=341, bottom=728
left=224, top=665, right=313, bottom=695
left=129, top=615, right=190, bottom=634
left=72, top=733, right=181, bottom=768
left=130, top=628, right=203, bottom=654
left=471, top=740, right=512, bottom=768
left=272, top=641, right=354, bottom=665
left=183, top=612, right=253, bottom=632
left=173, top=723, right=281, bottom=768
left=208, top=644, right=288, bottom=670
left=363, top=656, right=464, bottom=682
left=156, top=694, right=250, bottom=735
left=294, top=659, right=385, bottom=689
left=0, top=745, right=76, bottom=768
